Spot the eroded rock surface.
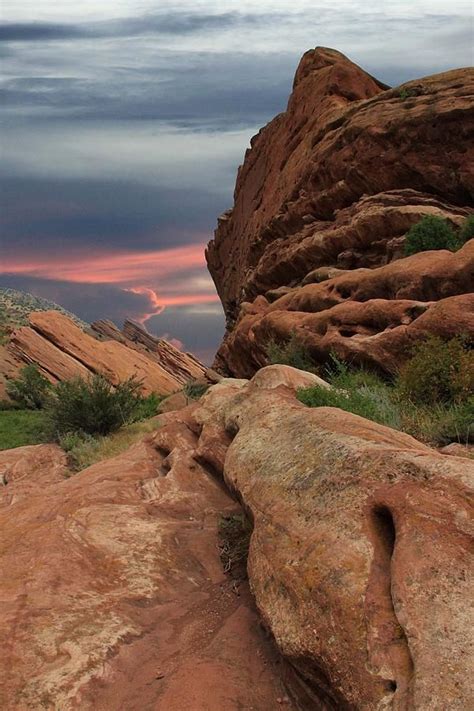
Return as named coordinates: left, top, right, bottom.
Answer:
left=206, top=47, right=474, bottom=376
left=1, top=366, right=471, bottom=710
left=0, top=407, right=292, bottom=711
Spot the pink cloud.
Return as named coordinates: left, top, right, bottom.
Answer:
left=1, top=244, right=221, bottom=327
left=2, top=244, right=208, bottom=284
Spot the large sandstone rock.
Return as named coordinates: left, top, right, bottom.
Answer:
left=206, top=47, right=474, bottom=376
left=0, top=417, right=293, bottom=710
left=3, top=311, right=206, bottom=396
left=92, top=318, right=206, bottom=385
left=0, top=366, right=472, bottom=709
left=192, top=369, right=474, bottom=709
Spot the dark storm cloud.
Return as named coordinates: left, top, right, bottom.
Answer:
left=0, top=175, right=227, bottom=256
left=0, top=274, right=153, bottom=326
left=0, top=274, right=224, bottom=363
left=0, top=12, right=289, bottom=43
left=0, top=51, right=293, bottom=128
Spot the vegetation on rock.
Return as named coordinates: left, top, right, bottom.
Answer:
left=183, top=379, right=210, bottom=400
left=404, top=214, right=473, bottom=256
left=267, top=333, right=316, bottom=373
left=298, top=337, right=473, bottom=445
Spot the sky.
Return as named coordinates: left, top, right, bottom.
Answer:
left=1, top=1, right=473, bottom=362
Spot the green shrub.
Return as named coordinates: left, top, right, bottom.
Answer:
left=46, top=374, right=143, bottom=437
left=457, top=215, right=474, bottom=247
left=6, top=365, right=52, bottom=409
left=266, top=332, right=316, bottom=372
left=404, top=215, right=457, bottom=256
left=129, top=392, right=162, bottom=422
left=183, top=380, right=210, bottom=400
left=397, top=335, right=473, bottom=406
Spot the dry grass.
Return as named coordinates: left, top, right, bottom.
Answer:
left=60, top=417, right=160, bottom=471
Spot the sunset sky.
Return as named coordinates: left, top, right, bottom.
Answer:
left=1, top=1, right=473, bottom=361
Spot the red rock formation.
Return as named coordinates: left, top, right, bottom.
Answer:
left=2, top=311, right=207, bottom=396
left=1, top=367, right=470, bottom=709
left=0, top=401, right=293, bottom=710
left=92, top=318, right=206, bottom=385
left=206, top=47, right=474, bottom=375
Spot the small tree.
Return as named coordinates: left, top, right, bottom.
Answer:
left=46, top=374, right=143, bottom=436
left=404, top=215, right=457, bottom=256
left=6, top=365, right=52, bottom=409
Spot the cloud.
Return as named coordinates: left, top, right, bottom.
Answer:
left=0, top=11, right=290, bottom=43
left=0, top=273, right=225, bottom=364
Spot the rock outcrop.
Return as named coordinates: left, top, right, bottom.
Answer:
left=1, top=311, right=206, bottom=398
left=0, top=401, right=293, bottom=710
left=206, top=47, right=474, bottom=376
left=92, top=318, right=205, bottom=385
left=0, top=366, right=472, bottom=709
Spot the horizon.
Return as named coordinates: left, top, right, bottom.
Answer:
left=1, top=1, right=473, bottom=363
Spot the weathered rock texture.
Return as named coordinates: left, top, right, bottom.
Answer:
left=206, top=47, right=474, bottom=375
left=0, top=391, right=293, bottom=710
left=1, top=310, right=206, bottom=398
left=1, top=366, right=472, bottom=710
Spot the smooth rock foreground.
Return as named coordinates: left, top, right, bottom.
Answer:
left=0, top=365, right=472, bottom=710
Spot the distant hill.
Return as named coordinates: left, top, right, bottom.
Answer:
left=0, top=288, right=88, bottom=342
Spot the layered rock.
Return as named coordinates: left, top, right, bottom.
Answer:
left=1, top=366, right=471, bottom=709
left=206, top=47, right=474, bottom=375
left=2, top=310, right=206, bottom=397
left=92, top=318, right=206, bottom=385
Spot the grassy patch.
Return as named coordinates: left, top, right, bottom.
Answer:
left=297, top=348, right=473, bottom=447
left=183, top=379, right=210, bottom=400
left=218, top=512, right=252, bottom=581
left=59, top=418, right=160, bottom=471
left=266, top=332, right=317, bottom=373
left=0, top=410, right=47, bottom=450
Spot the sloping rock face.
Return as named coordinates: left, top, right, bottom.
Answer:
left=92, top=318, right=206, bottom=385
left=2, top=311, right=206, bottom=397
left=1, top=367, right=471, bottom=709
left=206, top=47, right=474, bottom=375
left=0, top=400, right=293, bottom=710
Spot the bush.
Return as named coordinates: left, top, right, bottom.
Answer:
left=267, top=332, right=316, bottom=372
left=397, top=335, right=473, bottom=406
left=458, top=215, right=474, bottom=247
left=6, top=365, right=52, bottom=409
left=129, top=392, right=162, bottom=422
left=404, top=215, right=457, bottom=256
left=183, top=379, right=210, bottom=400
left=46, top=374, right=143, bottom=436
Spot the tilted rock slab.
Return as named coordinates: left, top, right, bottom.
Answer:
left=5, top=310, right=203, bottom=396
left=206, top=47, right=474, bottom=376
